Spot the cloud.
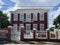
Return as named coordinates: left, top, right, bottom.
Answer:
left=3, top=6, right=22, bottom=21
left=0, top=0, right=4, bottom=9
left=48, top=7, right=60, bottom=28
left=10, top=0, right=60, bottom=9
left=54, top=7, right=60, bottom=17
left=3, top=0, right=60, bottom=28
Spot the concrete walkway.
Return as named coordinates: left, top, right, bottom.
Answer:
left=1, top=43, right=60, bottom=45
left=0, top=41, right=60, bottom=45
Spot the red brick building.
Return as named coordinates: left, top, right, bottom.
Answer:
left=10, top=8, right=49, bottom=31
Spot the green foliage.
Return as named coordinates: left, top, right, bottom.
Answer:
left=0, top=11, right=11, bottom=29
left=50, top=27, right=55, bottom=31
left=58, top=25, right=60, bottom=29
left=53, top=15, right=60, bottom=28
left=53, top=19, right=58, bottom=28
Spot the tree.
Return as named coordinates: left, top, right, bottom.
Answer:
left=57, top=15, right=60, bottom=25
left=53, top=15, right=60, bottom=28
left=53, top=19, right=58, bottom=28
left=0, top=11, right=11, bottom=29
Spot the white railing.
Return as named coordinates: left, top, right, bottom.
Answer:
left=36, top=30, right=47, bottom=39
left=24, top=30, right=33, bottom=39
left=50, top=31, right=56, bottom=39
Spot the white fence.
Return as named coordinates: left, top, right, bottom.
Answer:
left=24, top=30, right=33, bottom=39
left=35, top=31, right=47, bottom=39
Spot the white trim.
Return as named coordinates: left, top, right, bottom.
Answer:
left=20, top=14, right=24, bottom=21
left=13, top=14, right=18, bottom=21
left=26, top=14, right=31, bottom=22
left=33, top=13, right=37, bottom=21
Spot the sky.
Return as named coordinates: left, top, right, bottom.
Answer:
left=0, top=0, right=60, bottom=28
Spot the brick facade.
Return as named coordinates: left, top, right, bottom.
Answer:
left=11, top=9, right=48, bottom=31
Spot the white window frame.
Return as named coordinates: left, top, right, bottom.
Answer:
left=20, top=14, right=24, bottom=21
left=40, top=13, right=44, bottom=21
left=26, top=14, right=31, bottom=22
left=26, top=24, right=31, bottom=30
left=33, top=24, right=37, bottom=30
left=13, top=14, right=18, bottom=21
left=40, top=24, right=44, bottom=31
left=33, top=14, right=37, bottom=21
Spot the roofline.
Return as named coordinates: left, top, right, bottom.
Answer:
left=10, top=8, right=49, bottom=13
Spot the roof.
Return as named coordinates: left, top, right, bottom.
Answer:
left=10, top=7, right=49, bottom=13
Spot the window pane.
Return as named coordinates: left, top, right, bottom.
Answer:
left=33, top=24, right=37, bottom=30
left=40, top=24, right=44, bottom=31
left=40, top=13, right=44, bottom=21
left=26, top=24, right=31, bottom=30
left=20, top=14, right=24, bottom=21
left=26, top=14, right=31, bottom=22
left=33, top=14, right=37, bottom=21
left=14, top=14, right=18, bottom=21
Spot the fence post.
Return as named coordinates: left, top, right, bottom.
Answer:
left=56, top=31, right=58, bottom=40
left=20, top=26, right=25, bottom=41
left=8, top=26, right=12, bottom=41
left=33, top=28, right=36, bottom=41
left=46, top=29, right=50, bottom=41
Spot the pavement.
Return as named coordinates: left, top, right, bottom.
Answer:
left=0, top=41, right=60, bottom=45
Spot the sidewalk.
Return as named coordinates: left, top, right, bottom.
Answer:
left=0, top=40, right=60, bottom=44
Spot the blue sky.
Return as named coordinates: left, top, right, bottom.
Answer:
left=0, top=0, right=60, bottom=28
left=1, top=0, right=15, bottom=10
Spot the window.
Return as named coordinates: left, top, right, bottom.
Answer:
left=25, top=24, right=31, bottom=34
left=26, top=14, right=31, bottom=22
left=33, top=13, right=37, bottom=21
left=40, top=13, right=44, bottom=21
left=14, top=13, right=18, bottom=21
left=26, top=24, right=31, bottom=30
left=33, top=24, right=37, bottom=30
left=20, top=14, right=24, bottom=21
left=40, top=24, right=44, bottom=31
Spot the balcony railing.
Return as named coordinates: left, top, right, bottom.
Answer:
left=21, top=19, right=33, bottom=22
